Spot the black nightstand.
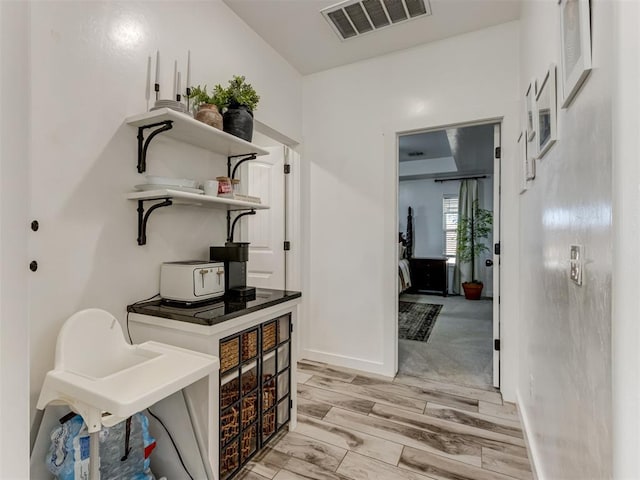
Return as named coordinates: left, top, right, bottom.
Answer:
left=408, top=257, right=448, bottom=296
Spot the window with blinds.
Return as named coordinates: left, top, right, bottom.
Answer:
left=443, top=195, right=459, bottom=263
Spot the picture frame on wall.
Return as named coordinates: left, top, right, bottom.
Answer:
left=536, top=64, right=558, bottom=158
left=559, top=0, right=592, bottom=108
left=525, top=80, right=537, bottom=141
left=518, top=132, right=528, bottom=194
left=526, top=145, right=536, bottom=182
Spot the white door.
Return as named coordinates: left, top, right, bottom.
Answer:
left=241, top=146, right=286, bottom=289
left=492, top=124, right=501, bottom=388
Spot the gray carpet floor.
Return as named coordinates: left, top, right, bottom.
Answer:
left=398, top=293, right=493, bottom=388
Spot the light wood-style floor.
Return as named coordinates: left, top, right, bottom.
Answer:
left=237, top=360, right=533, bottom=480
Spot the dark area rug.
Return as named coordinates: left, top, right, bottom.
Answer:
left=398, top=301, right=443, bottom=342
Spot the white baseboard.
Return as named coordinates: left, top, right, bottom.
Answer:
left=300, top=348, right=395, bottom=378
left=516, top=389, right=544, bottom=480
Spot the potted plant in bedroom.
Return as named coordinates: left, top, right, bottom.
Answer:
left=456, top=200, right=493, bottom=300
left=214, top=75, right=260, bottom=142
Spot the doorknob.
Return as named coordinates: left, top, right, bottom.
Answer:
left=485, top=259, right=493, bottom=267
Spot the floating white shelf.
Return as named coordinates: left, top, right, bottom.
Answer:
left=127, top=189, right=269, bottom=211
left=125, top=109, right=268, bottom=244
left=126, top=108, right=268, bottom=157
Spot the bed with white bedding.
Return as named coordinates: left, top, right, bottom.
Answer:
left=399, top=258, right=411, bottom=293
left=398, top=206, right=413, bottom=293
left=398, top=243, right=411, bottom=293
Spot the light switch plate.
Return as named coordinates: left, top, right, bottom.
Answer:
left=570, top=245, right=583, bottom=286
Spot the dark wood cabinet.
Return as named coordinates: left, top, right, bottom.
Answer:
left=218, top=314, right=292, bottom=480
left=409, top=257, right=448, bottom=296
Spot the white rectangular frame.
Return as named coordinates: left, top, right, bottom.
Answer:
left=525, top=80, right=537, bottom=141
left=526, top=148, right=536, bottom=182
left=518, top=132, right=527, bottom=194
left=536, top=64, right=558, bottom=158
left=559, top=0, right=592, bottom=108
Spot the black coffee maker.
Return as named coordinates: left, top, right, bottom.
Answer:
left=210, top=242, right=255, bottom=298
left=210, top=211, right=257, bottom=298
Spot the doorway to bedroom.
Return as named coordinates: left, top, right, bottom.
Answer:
left=397, top=121, right=501, bottom=389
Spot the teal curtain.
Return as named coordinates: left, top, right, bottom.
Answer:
left=452, top=179, right=479, bottom=294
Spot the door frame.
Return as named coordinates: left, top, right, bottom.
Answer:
left=241, top=145, right=287, bottom=290
left=492, top=123, right=501, bottom=388
left=251, top=123, right=303, bottom=293
left=284, top=146, right=302, bottom=292
left=393, top=117, right=503, bottom=388
left=1, top=1, right=31, bottom=475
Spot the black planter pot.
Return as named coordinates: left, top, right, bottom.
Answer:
left=223, top=104, right=254, bottom=142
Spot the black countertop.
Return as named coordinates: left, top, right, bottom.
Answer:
left=127, top=288, right=301, bottom=326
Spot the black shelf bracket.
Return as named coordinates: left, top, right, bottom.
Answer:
left=227, top=153, right=257, bottom=180
left=136, top=198, right=172, bottom=245
left=136, top=120, right=174, bottom=173
left=226, top=209, right=256, bottom=243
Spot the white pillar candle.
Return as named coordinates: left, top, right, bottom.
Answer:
left=154, top=50, right=159, bottom=84
left=145, top=55, right=151, bottom=101
left=186, top=50, right=191, bottom=89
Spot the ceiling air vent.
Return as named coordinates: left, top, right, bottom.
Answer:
left=322, top=0, right=431, bottom=40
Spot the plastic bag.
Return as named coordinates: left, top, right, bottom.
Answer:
left=45, top=412, right=156, bottom=480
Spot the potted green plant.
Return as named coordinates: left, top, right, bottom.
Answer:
left=215, top=75, right=260, bottom=142
left=189, top=85, right=225, bottom=130
left=456, top=200, right=493, bottom=300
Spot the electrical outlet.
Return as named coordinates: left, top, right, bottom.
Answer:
left=570, top=245, right=583, bottom=286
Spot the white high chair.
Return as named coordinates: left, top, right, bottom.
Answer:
left=37, top=308, right=219, bottom=479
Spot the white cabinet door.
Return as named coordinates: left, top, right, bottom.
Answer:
left=241, top=146, right=285, bottom=289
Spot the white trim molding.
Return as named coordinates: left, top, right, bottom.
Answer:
left=516, top=389, right=544, bottom=480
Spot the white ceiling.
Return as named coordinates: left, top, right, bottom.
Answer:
left=398, top=123, right=496, bottom=180
left=399, top=130, right=451, bottom=162
left=223, top=0, right=521, bottom=75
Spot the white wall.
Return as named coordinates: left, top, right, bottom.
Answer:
left=0, top=2, right=30, bottom=477
left=612, top=2, right=640, bottom=478
left=399, top=178, right=459, bottom=258
left=302, top=21, right=520, bottom=394
left=517, top=1, right=613, bottom=478
left=26, top=0, right=302, bottom=445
